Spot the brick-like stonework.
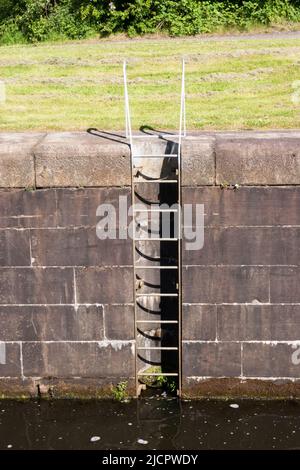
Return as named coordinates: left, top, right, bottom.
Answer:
left=0, top=187, right=134, bottom=396
left=1, top=131, right=300, bottom=398
left=182, top=185, right=300, bottom=395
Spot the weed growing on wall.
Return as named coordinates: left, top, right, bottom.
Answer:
left=112, top=381, right=129, bottom=401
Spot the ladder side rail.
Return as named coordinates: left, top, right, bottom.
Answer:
left=178, top=58, right=186, bottom=159
left=125, top=59, right=185, bottom=396
left=124, top=59, right=138, bottom=395
left=123, top=60, right=133, bottom=150
left=177, top=58, right=185, bottom=397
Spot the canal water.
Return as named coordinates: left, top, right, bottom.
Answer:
left=0, top=398, right=299, bottom=450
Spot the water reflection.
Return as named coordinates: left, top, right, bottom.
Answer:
left=0, top=398, right=299, bottom=450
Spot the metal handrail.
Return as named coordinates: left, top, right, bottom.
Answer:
left=123, top=59, right=186, bottom=149
left=178, top=58, right=186, bottom=164
left=123, top=60, right=133, bottom=149
left=125, top=59, right=185, bottom=397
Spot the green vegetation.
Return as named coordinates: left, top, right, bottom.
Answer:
left=1, top=1, right=300, bottom=44
left=140, top=367, right=177, bottom=394
left=1, top=33, right=300, bottom=131
left=155, top=375, right=177, bottom=394
left=112, top=381, right=129, bottom=401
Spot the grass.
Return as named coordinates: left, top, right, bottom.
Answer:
left=0, top=33, right=300, bottom=131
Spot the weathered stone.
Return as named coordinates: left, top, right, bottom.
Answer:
left=182, top=186, right=300, bottom=227
left=104, top=304, right=134, bottom=340
left=270, top=267, right=300, bottom=303
left=136, top=267, right=178, bottom=295
left=0, top=229, right=31, bottom=266
left=0, top=133, right=45, bottom=188
left=181, top=137, right=215, bottom=185
left=134, top=183, right=160, bottom=205
left=135, top=240, right=178, bottom=267
left=137, top=347, right=162, bottom=372
left=134, top=156, right=177, bottom=181
left=182, top=266, right=269, bottom=303
left=183, top=227, right=300, bottom=266
left=76, top=266, right=133, bottom=304
left=22, top=341, right=134, bottom=377
left=132, top=136, right=178, bottom=156
left=1, top=131, right=300, bottom=396
left=0, top=377, right=136, bottom=398
left=0, top=267, right=73, bottom=304
left=0, top=342, right=21, bottom=377
left=0, top=189, right=57, bottom=228
left=216, top=134, right=300, bottom=185
left=55, top=187, right=130, bottom=227
left=182, top=305, right=217, bottom=341
left=35, top=132, right=130, bottom=187
left=243, top=343, right=300, bottom=378
left=135, top=296, right=178, bottom=322
left=31, top=227, right=132, bottom=267
left=0, top=305, right=104, bottom=341
left=182, top=377, right=300, bottom=399
left=182, top=342, right=241, bottom=377
left=217, top=305, right=300, bottom=341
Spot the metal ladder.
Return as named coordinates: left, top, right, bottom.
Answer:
left=123, top=59, right=186, bottom=397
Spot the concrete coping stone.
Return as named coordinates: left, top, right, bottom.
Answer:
left=1, top=130, right=300, bottom=187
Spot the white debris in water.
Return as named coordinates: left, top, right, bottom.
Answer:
left=230, top=404, right=239, bottom=409
left=90, top=436, right=101, bottom=442
left=7, top=445, right=12, bottom=448
left=128, top=422, right=132, bottom=426
left=137, top=439, right=148, bottom=445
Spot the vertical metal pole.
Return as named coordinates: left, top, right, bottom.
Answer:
left=124, top=58, right=186, bottom=397
left=124, top=60, right=138, bottom=395
left=123, top=60, right=128, bottom=138
left=177, top=58, right=185, bottom=397
left=123, top=60, right=133, bottom=148
left=179, top=57, right=186, bottom=148
left=183, top=60, right=186, bottom=137
left=132, top=177, right=138, bottom=397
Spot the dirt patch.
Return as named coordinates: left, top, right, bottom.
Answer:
left=0, top=377, right=136, bottom=399
left=183, top=377, right=300, bottom=399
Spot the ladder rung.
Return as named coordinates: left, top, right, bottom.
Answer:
left=136, top=320, right=178, bottom=323
left=138, top=372, right=178, bottom=376
left=135, top=266, right=178, bottom=269
left=136, top=293, right=178, bottom=297
left=137, top=347, right=178, bottom=350
left=131, top=134, right=181, bottom=139
left=134, top=237, right=179, bottom=241
left=133, top=209, right=178, bottom=213
left=133, top=179, right=178, bottom=184
left=133, top=154, right=178, bottom=158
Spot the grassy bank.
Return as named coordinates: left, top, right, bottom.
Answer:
left=0, top=33, right=300, bottom=131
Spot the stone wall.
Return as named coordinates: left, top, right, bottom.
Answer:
left=181, top=132, right=300, bottom=397
left=1, top=131, right=300, bottom=398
